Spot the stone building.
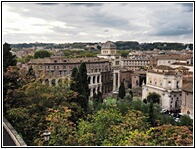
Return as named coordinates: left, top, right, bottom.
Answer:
left=181, top=83, right=193, bottom=119
left=120, top=68, right=146, bottom=90
left=181, top=73, right=193, bottom=118
left=142, top=65, right=183, bottom=111
left=28, top=56, right=113, bottom=97
left=97, top=41, right=121, bottom=93
left=121, top=57, right=150, bottom=71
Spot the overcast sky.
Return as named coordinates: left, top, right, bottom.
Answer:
left=2, top=2, right=194, bottom=44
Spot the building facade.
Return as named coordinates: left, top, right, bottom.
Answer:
left=121, top=57, right=150, bottom=71
left=142, top=65, right=183, bottom=111
left=97, top=41, right=121, bottom=92
left=181, top=84, right=193, bottom=119
left=28, top=56, right=113, bottom=97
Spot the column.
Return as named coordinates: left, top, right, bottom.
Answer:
left=90, top=88, right=93, bottom=97
left=95, top=75, right=98, bottom=84
left=90, top=76, right=93, bottom=84
left=172, top=78, right=176, bottom=89
left=113, top=72, right=116, bottom=91
left=99, top=74, right=102, bottom=83
left=163, top=77, right=167, bottom=88
left=118, top=71, right=120, bottom=89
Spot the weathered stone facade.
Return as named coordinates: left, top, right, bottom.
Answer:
left=28, top=56, right=113, bottom=97
left=142, top=65, right=183, bottom=111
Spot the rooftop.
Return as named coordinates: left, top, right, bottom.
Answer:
left=29, top=57, right=109, bottom=64
left=182, top=83, right=193, bottom=92
left=154, top=65, right=174, bottom=70
left=101, top=41, right=116, bottom=49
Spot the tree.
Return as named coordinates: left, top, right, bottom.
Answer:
left=178, top=115, right=193, bottom=130
left=5, top=77, right=83, bottom=146
left=146, top=92, right=160, bottom=104
left=79, top=62, right=90, bottom=99
left=3, top=66, right=21, bottom=114
left=76, top=108, right=148, bottom=146
left=35, top=106, right=77, bottom=146
left=70, top=67, right=78, bottom=91
left=118, top=81, right=126, bottom=99
left=3, top=42, right=17, bottom=72
left=34, top=50, right=51, bottom=59
left=148, top=101, right=156, bottom=127
left=24, top=55, right=34, bottom=63
left=26, top=66, right=36, bottom=82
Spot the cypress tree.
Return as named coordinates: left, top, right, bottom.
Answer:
left=79, top=62, right=90, bottom=99
left=3, top=42, right=17, bottom=72
left=118, top=81, right=126, bottom=99
left=70, top=67, right=78, bottom=90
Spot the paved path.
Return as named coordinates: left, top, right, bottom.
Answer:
left=3, top=127, right=16, bottom=146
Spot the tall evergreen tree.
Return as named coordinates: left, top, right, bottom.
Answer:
left=79, top=62, right=90, bottom=99
left=70, top=67, right=78, bottom=90
left=3, top=42, right=17, bottom=72
left=118, top=81, right=126, bottom=99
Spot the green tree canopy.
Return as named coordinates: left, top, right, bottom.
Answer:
left=34, top=50, right=51, bottom=59
left=146, top=92, right=161, bottom=104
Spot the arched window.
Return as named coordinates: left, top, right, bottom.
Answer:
left=154, top=79, right=157, bottom=85
left=88, top=77, right=90, bottom=84
left=136, top=80, right=139, bottom=86
left=93, top=76, right=95, bottom=84
left=93, top=88, right=96, bottom=94
left=97, top=76, right=100, bottom=83
left=176, top=81, right=179, bottom=88
left=175, top=100, right=178, bottom=108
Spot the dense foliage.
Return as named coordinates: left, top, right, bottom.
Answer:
left=62, top=50, right=100, bottom=58
left=34, top=50, right=51, bottom=59
left=3, top=66, right=193, bottom=146
left=11, top=41, right=193, bottom=51
left=3, top=42, right=17, bottom=72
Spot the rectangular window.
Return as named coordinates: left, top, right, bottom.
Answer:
left=115, top=61, right=119, bottom=65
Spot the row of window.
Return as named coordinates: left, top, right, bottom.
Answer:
left=38, top=64, right=111, bottom=72
left=149, top=79, right=180, bottom=88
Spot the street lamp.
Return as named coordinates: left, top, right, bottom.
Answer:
left=43, top=130, right=51, bottom=145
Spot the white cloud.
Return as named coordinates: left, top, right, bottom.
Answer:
left=2, top=2, right=193, bottom=44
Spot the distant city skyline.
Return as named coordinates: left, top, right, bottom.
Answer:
left=2, top=2, right=194, bottom=44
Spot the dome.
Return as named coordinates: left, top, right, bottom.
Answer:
left=101, top=41, right=116, bottom=49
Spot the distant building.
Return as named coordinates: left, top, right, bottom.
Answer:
left=181, top=73, right=193, bottom=119
left=28, top=56, right=113, bottom=97
left=120, top=68, right=146, bottom=90
left=121, top=57, right=150, bottom=71
left=97, top=41, right=121, bottom=93
left=181, top=83, right=193, bottom=119
left=142, top=65, right=183, bottom=111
